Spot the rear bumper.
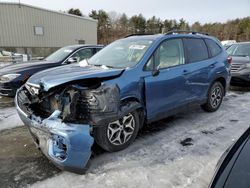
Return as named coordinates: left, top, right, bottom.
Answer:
left=231, top=73, right=250, bottom=86
left=15, top=89, right=94, bottom=174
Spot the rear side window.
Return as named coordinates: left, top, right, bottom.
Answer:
left=183, top=38, right=209, bottom=63
left=205, top=39, right=222, bottom=57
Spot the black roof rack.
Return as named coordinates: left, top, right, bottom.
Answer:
left=165, top=30, right=209, bottom=36
left=124, top=33, right=155, bottom=38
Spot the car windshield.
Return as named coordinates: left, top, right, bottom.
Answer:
left=45, top=46, right=75, bottom=62
left=226, top=44, right=250, bottom=57
left=88, top=38, right=154, bottom=68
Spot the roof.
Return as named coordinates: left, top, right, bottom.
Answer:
left=124, top=32, right=215, bottom=41
left=235, top=41, right=250, bottom=45
left=66, top=44, right=104, bottom=50
left=0, top=2, right=97, bottom=23
left=124, top=34, right=165, bottom=40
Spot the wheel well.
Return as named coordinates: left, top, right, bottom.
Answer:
left=121, top=97, right=140, bottom=104
left=214, top=77, right=226, bottom=90
left=121, top=97, right=145, bottom=129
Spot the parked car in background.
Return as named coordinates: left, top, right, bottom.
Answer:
left=16, top=31, right=230, bottom=173
left=0, top=45, right=103, bottom=97
left=221, top=40, right=237, bottom=49
left=209, top=127, right=250, bottom=188
left=226, top=42, right=250, bottom=86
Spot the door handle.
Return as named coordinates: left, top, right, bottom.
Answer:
left=183, top=69, right=189, bottom=75
left=209, top=63, right=215, bottom=68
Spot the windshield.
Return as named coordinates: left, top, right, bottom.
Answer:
left=45, top=46, right=75, bottom=62
left=226, top=44, right=250, bottom=57
left=88, top=38, right=154, bottom=68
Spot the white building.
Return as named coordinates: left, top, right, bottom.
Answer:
left=0, top=2, right=98, bottom=57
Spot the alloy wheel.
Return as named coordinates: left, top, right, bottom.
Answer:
left=210, top=86, right=222, bottom=108
left=107, top=113, right=135, bottom=146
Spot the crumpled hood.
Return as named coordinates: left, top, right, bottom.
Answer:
left=27, top=64, right=124, bottom=91
left=0, top=60, right=59, bottom=76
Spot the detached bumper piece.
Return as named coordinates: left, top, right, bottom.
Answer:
left=16, top=90, right=94, bottom=174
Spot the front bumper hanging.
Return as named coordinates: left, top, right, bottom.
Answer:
left=15, top=90, right=94, bottom=174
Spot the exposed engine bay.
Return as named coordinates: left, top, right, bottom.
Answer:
left=17, top=80, right=142, bottom=128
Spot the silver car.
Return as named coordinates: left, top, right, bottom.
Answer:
left=227, top=42, right=250, bottom=86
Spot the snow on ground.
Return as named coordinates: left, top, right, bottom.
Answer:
left=0, top=107, right=23, bottom=131
left=0, top=62, right=13, bottom=68
left=31, top=91, right=250, bottom=188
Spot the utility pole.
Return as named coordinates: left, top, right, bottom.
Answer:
left=19, top=0, right=21, bottom=8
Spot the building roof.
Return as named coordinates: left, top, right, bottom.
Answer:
left=0, top=2, right=97, bottom=23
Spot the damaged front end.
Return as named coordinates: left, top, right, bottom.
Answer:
left=15, top=81, right=122, bottom=173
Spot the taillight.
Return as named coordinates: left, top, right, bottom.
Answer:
left=227, top=57, right=232, bottom=64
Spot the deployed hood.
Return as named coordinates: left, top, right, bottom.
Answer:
left=27, top=64, right=124, bottom=91
left=0, top=60, right=59, bottom=76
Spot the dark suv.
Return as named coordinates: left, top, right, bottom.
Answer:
left=16, top=31, right=231, bottom=173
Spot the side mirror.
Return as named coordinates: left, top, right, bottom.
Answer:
left=67, top=57, right=78, bottom=64
left=152, top=69, right=160, bottom=77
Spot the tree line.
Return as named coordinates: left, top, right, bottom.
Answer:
left=68, top=9, right=250, bottom=44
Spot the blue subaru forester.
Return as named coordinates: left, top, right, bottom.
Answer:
left=16, top=31, right=231, bottom=173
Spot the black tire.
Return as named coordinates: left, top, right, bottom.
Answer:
left=201, top=81, right=224, bottom=112
left=94, top=111, right=140, bottom=152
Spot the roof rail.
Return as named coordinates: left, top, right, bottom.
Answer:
left=124, top=33, right=155, bottom=38
left=165, top=30, right=209, bottom=36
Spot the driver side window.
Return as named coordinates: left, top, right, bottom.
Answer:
left=145, top=39, right=185, bottom=70
left=156, top=39, right=185, bottom=69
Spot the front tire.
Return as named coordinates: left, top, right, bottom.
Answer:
left=201, top=82, right=224, bottom=112
left=94, top=111, right=140, bottom=152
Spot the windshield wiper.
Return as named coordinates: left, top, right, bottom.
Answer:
left=92, top=64, right=116, bottom=69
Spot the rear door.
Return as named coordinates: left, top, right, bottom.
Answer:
left=182, top=38, right=212, bottom=100
left=144, top=38, right=191, bottom=120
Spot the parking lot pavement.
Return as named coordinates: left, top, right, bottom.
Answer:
left=0, top=89, right=250, bottom=188
left=0, top=96, right=60, bottom=187
left=0, top=127, right=60, bottom=188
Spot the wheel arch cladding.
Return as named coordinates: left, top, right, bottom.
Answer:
left=213, top=77, right=226, bottom=95
left=121, top=97, right=145, bottom=129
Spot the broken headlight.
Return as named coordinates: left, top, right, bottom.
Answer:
left=25, top=83, right=40, bottom=95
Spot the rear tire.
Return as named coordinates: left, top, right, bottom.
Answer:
left=94, top=111, right=140, bottom=152
left=201, top=82, right=224, bottom=112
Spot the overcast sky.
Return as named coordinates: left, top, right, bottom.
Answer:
left=4, top=0, right=250, bottom=24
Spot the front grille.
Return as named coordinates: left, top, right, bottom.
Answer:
left=231, top=62, right=244, bottom=72
left=17, top=89, right=31, bottom=115
left=17, top=87, right=54, bottom=118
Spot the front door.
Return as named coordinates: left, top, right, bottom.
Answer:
left=144, top=38, right=190, bottom=121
